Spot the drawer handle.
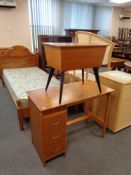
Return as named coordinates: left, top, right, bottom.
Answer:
left=52, top=121, right=60, bottom=126
left=52, top=134, right=60, bottom=140
left=54, top=147, right=61, bottom=152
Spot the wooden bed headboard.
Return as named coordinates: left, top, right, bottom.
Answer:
left=0, top=45, right=39, bottom=79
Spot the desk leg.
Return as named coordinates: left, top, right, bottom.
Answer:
left=82, top=68, right=84, bottom=84
left=93, top=67, right=101, bottom=93
left=59, top=72, right=65, bottom=104
left=45, top=67, right=55, bottom=91
left=1, top=77, right=5, bottom=87
left=102, top=93, right=111, bottom=137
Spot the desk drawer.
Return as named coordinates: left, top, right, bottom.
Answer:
left=42, top=110, right=67, bottom=160
left=45, top=144, right=65, bottom=160
left=43, top=110, right=67, bottom=131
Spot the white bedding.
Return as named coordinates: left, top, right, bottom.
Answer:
left=3, top=67, right=59, bottom=107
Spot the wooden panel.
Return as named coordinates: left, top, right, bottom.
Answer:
left=28, top=80, right=113, bottom=112
left=29, top=101, right=67, bottom=165
left=32, top=108, right=63, bottom=163
left=0, top=48, right=11, bottom=56
left=61, top=46, right=106, bottom=71
left=0, top=45, right=38, bottom=79
left=44, top=43, right=107, bottom=71
left=0, top=48, right=10, bottom=78
left=93, top=75, right=131, bottom=132
left=42, top=110, right=67, bottom=160
left=29, top=98, right=45, bottom=165
left=1, top=56, right=38, bottom=69
left=44, top=46, right=62, bottom=70
left=45, top=144, right=65, bottom=160
left=38, top=35, right=72, bottom=70
left=111, top=57, right=129, bottom=70
left=67, top=114, right=88, bottom=126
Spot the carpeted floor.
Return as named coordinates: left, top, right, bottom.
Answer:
left=1, top=80, right=131, bottom=175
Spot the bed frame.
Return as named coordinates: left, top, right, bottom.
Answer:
left=1, top=45, right=39, bottom=131
left=1, top=45, right=81, bottom=131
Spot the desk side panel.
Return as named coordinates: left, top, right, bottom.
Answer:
left=29, top=98, right=45, bottom=165
left=61, top=46, right=106, bottom=71
left=93, top=76, right=131, bottom=132
left=44, top=46, right=62, bottom=70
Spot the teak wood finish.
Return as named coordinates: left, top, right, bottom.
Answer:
left=44, top=43, right=107, bottom=103
left=0, top=45, right=39, bottom=83
left=38, top=35, right=72, bottom=71
left=0, top=47, right=11, bottom=85
left=1, top=45, right=39, bottom=131
left=44, top=43, right=106, bottom=71
left=28, top=80, right=113, bottom=165
left=111, top=57, right=129, bottom=70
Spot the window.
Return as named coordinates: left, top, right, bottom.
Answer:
left=28, top=0, right=112, bottom=51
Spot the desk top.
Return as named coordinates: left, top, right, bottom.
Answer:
left=28, top=80, right=113, bottom=112
left=111, top=57, right=129, bottom=63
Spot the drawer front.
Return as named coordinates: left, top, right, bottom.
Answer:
left=42, top=110, right=67, bottom=160
left=43, top=110, right=67, bottom=132
left=46, top=128, right=65, bottom=149
left=46, top=144, right=65, bottom=160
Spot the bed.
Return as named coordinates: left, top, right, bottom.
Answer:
left=2, top=45, right=80, bottom=131
left=1, top=45, right=59, bottom=131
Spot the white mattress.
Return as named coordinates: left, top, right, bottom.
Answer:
left=3, top=67, right=60, bottom=108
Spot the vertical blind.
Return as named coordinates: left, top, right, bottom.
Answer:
left=28, top=0, right=54, bottom=50
left=61, top=1, right=95, bottom=34
left=93, top=6, right=112, bottom=36
left=28, top=0, right=112, bottom=51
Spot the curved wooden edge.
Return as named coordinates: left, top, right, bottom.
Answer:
left=0, top=45, right=39, bottom=79
left=6, top=45, right=33, bottom=57
left=75, top=31, right=115, bottom=71
left=75, top=31, right=115, bottom=45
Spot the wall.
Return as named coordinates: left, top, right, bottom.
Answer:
left=109, top=7, right=121, bottom=37
left=0, top=0, right=32, bottom=50
left=0, top=1, right=131, bottom=48
left=119, top=11, right=131, bottom=28
left=109, top=7, right=131, bottom=38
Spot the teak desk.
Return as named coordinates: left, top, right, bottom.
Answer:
left=44, top=43, right=107, bottom=104
left=28, top=81, right=113, bottom=165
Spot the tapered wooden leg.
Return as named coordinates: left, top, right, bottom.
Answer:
left=82, top=68, right=84, bottom=84
left=45, top=67, right=55, bottom=91
left=17, top=109, right=24, bottom=131
left=59, top=72, right=65, bottom=104
left=102, top=93, right=111, bottom=138
left=93, top=67, right=101, bottom=93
